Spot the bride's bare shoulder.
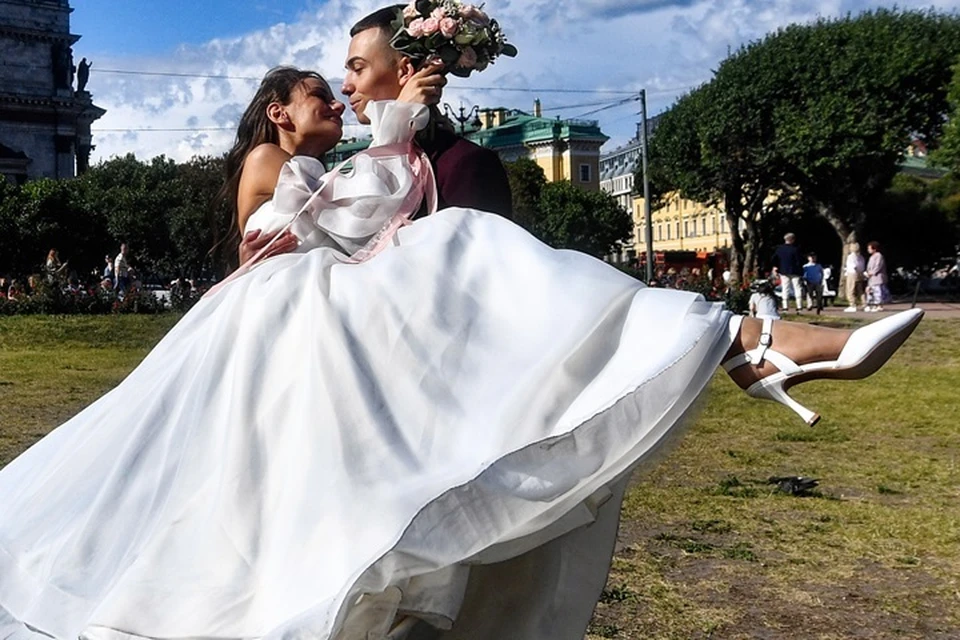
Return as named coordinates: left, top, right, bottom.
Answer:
left=242, top=144, right=292, bottom=183
left=237, top=144, right=293, bottom=228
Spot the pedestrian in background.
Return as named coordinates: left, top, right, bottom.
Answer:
left=748, top=279, right=781, bottom=320
left=844, top=242, right=866, bottom=312
left=772, top=232, right=803, bottom=313
left=803, top=252, right=825, bottom=314
left=865, top=241, right=889, bottom=312
left=115, top=243, right=130, bottom=296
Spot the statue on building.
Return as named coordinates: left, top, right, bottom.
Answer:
left=52, top=43, right=74, bottom=89
left=77, top=58, right=91, bottom=93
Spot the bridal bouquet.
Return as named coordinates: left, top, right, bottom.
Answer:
left=390, top=1, right=518, bottom=77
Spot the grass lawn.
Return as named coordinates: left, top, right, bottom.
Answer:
left=590, top=316, right=960, bottom=639
left=0, top=314, right=957, bottom=639
left=0, top=314, right=180, bottom=466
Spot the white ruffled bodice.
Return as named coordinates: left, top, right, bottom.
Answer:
left=243, top=101, right=431, bottom=257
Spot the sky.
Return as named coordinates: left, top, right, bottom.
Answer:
left=71, top=0, right=960, bottom=164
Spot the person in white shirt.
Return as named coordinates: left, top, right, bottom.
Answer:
left=749, top=279, right=781, bottom=320
left=114, top=243, right=130, bottom=295
left=843, top=242, right=866, bottom=312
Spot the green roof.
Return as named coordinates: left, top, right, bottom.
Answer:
left=465, top=110, right=608, bottom=149
left=324, top=137, right=372, bottom=166
left=899, top=154, right=948, bottom=179
left=322, top=110, right=608, bottom=165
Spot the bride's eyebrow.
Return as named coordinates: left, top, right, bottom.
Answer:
left=345, top=56, right=365, bottom=69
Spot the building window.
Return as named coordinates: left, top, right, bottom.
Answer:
left=684, top=220, right=689, bottom=237
left=579, top=164, right=591, bottom=183
left=676, top=222, right=680, bottom=237
left=702, top=218, right=706, bottom=236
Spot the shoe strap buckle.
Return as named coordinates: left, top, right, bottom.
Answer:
left=752, top=318, right=774, bottom=366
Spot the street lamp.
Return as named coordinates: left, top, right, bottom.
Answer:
left=442, top=102, right=482, bottom=134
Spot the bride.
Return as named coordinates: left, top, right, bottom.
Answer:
left=0, top=67, right=922, bottom=640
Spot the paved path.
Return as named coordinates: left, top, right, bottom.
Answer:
left=779, top=300, right=960, bottom=320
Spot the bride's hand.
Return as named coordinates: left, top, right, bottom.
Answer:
left=238, top=229, right=298, bottom=265
left=397, top=61, right=447, bottom=106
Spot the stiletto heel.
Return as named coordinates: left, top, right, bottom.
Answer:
left=752, top=377, right=821, bottom=426
left=723, top=310, right=923, bottom=425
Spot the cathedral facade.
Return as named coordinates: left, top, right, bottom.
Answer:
left=0, top=0, right=105, bottom=183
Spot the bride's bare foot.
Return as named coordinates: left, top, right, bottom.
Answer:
left=725, top=318, right=851, bottom=390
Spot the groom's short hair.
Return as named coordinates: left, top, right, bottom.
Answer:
left=350, top=5, right=404, bottom=38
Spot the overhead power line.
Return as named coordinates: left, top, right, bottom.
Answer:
left=574, top=95, right=640, bottom=119
left=94, top=127, right=233, bottom=132
left=94, top=67, right=639, bottom=95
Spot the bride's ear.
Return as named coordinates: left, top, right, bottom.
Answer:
left=266, top=102, right=289, bottom=127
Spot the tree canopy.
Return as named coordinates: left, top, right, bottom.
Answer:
left=646, top=8, right=960, bottom=279
left=932, top=62, right=960, bottom=175
left=504, top=160, right=632, bottom=258
left=0, top=155, right=229, bottom=282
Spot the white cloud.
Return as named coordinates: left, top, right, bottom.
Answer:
left=85, top=0, right=960, bottom=164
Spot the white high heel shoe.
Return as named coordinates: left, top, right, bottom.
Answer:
left=723, top=309, right=924, bottom=426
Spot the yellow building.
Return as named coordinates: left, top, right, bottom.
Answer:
left=632, top=193, right=729, bottom=254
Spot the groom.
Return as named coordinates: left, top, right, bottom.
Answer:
left=343, top=6, right=513, bottom=218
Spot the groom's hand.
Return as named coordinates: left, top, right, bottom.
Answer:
left=238, top=229, right=298, bottom=265
left=397, top=60, right=447, bottom=106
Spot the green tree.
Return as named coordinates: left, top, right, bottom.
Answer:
left=931, top=62, right=960, bottom=175
left=863, top=174, right=958, bottom=270
left=753, top=9, right=960, bottom=247
left=170, top=155, right=229, bottom=279
left=0, top=178, right=104, bottom=278
left=503, top=157, right=547, bottom=232
left=0, top=179, right=23, bottom=275
left=535, top=181, right=632, bottom=257
left=647, top=9, right=960, bottom=279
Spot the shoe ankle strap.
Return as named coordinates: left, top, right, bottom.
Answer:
left=723, top=317, right=774, bottom=372
left=750, top=317, right=774, bottom=366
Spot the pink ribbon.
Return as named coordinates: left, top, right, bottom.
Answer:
left=205, top=143, right=436, bottom=298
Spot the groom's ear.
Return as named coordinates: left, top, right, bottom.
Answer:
left=396, top=57, right=416, bottom=86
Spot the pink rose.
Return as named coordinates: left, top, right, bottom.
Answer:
left=421, top=17, right=440, bottom=35
left=402, top=2, right=419, bottom=20
left=407, top=17, right=425, bottom=37
left=430, top=7, right=446, bottom=20
left=439, top=17, right=459, bottom=38
left=456, top=46, right=478, bottom=69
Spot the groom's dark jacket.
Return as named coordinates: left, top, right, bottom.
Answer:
left=419, top=129, right=514, bottom=220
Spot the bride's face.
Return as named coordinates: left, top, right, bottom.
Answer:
left=284, top=78, right=346, bottom=152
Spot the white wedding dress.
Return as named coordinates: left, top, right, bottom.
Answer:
left=0, top=102, right=736, bottom=640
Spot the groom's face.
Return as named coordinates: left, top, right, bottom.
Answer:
left=342, top=27, right=404, bottom=125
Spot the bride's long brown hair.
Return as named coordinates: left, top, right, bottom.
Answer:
left=215, top=66, right=325, bottom=265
